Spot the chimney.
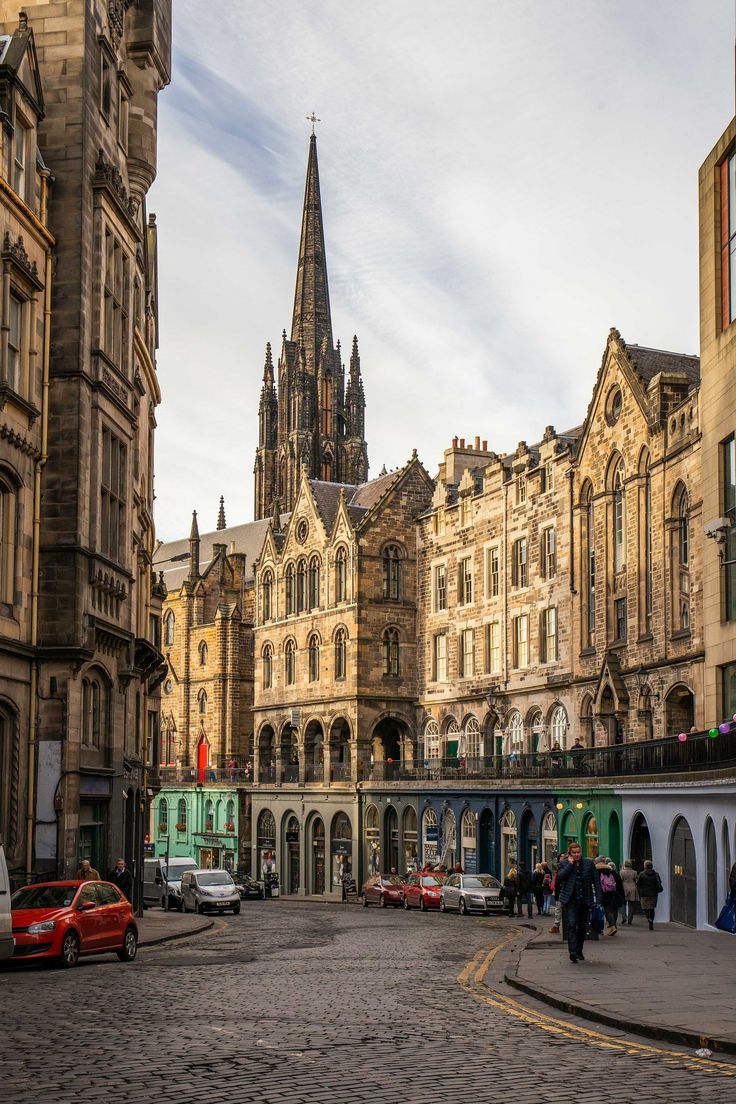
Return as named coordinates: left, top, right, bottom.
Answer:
left=482, top=440, right=488, bottom=450
left=459, top=437, right=465, bottom=448
left=474, top=436, right=480, bottom=450
left=452, top=436, right=458, bottom=448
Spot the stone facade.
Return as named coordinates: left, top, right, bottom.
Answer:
left=254, top=134, right=368, bottom=520
left=0, top=1, right=172, bottom=884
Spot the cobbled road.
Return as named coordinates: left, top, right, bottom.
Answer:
left=2, top=902, right=735, bottom=1104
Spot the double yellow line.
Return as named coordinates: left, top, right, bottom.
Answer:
left=457, top=933, right=736, bottom=1078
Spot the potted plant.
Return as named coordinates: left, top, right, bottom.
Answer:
left=224, top=821, right=235, bottom=832
left=158, top=823, right=168, bottom=834
left=175, top=822, right=186, bottom=832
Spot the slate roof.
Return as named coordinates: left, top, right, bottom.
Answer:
left=307, top=467, right=404, bottom=534
left=625, top=344, right=700, bottom=388
left=157, top=515, right=291, bottom=592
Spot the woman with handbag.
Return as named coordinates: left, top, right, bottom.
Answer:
left=636, top=860, right=663, bottom=930
left=619, top=859, right=639, bottom=924
left=502, top=868, right=518, bottom=917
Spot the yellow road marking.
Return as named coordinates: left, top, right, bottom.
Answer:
left=457, top=938, right=736, bottom=1078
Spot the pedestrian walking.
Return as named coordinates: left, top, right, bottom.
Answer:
left=109, top=858, right=133, bottom=902
left=619, top=859, right=639, bottom=924
left=76, top=858, right=100, bottom=881
left=502, top=868, right=518, bottom=917
left=556, top=842, right=600, bottom=963
left=636, top=860, right=663, bottom=930
left=531, top=862, right=546, bottom=916
left=549, top=868, right=563, bottom=933
left=541, top=870, right=554, bottom=915
left=516, top=860, right=534, bottom=918
left=597, top=858, right=624, bottom=935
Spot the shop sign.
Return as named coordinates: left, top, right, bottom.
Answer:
left=463, top=848, right=477, bottom=873
left=332, top=843, right=350, bottom=856
left=196, top=834, right=223, bottom=846
left=425, top=826, right=439, bottom=843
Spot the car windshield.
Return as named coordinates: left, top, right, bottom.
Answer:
left=197, top=872, right=233, bottom=886
left=464, top=875, right=501, bottom=889
left=12, top=885, right=77, bottom=909
left=420, top=877, right=441, bottom=887
left=381, top=876, right=404, bottom=886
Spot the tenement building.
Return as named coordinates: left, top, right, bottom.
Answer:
left=0, top=1, right=172, bottom=889
left=254, top=133, right=369, bottom=520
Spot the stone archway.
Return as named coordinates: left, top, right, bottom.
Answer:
left=303, top=720, right=325, bottom=783
left=372, top=715, right=413, bottom=780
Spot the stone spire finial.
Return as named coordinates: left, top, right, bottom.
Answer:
left=291, top=131, right=333, bottom=371
left=189, top=510, right=200, bottom=581
left=217, top=496, right=226, bottom=531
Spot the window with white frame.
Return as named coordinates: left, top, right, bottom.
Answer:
left=550, top=704, right=567, bottom=749
left=516, top=475, right=527, bottom=505
left=433, top=563, right=447, bottom=611
left=12, top=114, right=30, bottom=202
left=512, top=537, right=527, bottom=588
left=459, top=494, right=472, bottom=527
left=458, top=556, right=473, bottom=605
left=541, top=606, right=557, bottom=663
left=433, top=633, right=447, bottom=681
left=7, top=292, right=23, bottom=392
left=485, top=622, right=501, bottom=675
left=424, top=720, right=440, bottom=761
left=513, top=615, right=528, bottom=668
left=486, top=546, right=500, bottom=598
left=542, top=526, right=556, bottom=579
left=507, top=712, right=524, bottom=754
left=459, top=628, right=474, bottom=677
left=465, top=717, right=481, bottom=759
left=544, top=460, right=554, bottom=494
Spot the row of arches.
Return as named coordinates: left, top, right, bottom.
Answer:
left=255, top=807, right=353, bottom=895
left=422, top=704, right=569, bottom=758
left=157, top=795, right=236, bottom=835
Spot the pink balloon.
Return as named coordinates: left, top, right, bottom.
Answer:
left=677, top=732, right=687, bottom=742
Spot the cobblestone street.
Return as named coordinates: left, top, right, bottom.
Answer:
left=2, top=903, right=735, bottom=1104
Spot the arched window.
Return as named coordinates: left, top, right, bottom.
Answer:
left=542, top=810, right=558, bottom=865
left=580, top=695, right=594, bottom=749
left=262, top=643, right=273, bottom=690
left=461, top=808, right=477, bottom=870
left=465, top=717, right=481, bottom=759
left=225, top=799, right=235, bottom=830
left=158, top=797, right=168, bottom=832
left=422, top=806, right=438, bottom=866
left=382, top=544, right=401, bottom=601
left=308, top=633, right=320, bottom=682
left=334, top=627, right=347, bottom=680
left=0, top=475, right=18, bottom=605
left=550, top=705, right=567, bottom=750
left=198, top=640, right=208, bottom=666
left=424, top=719, right=440, bottom=761
left=501, top=809, right=517, bottom=873
left=285, top=639, right=296, bottom=686
left=613, top=459, right=626, bottom=573
left=82, top=674, right=107, bottom=749
left=296, top=559, right=307, bottom=612
left=308, top=556, right=320, bottom=609
left=204, top=799, right=214, bottom=832
left=674, top=485, right=690, bottom=631
left=382, top=627, right=400, bottom=677
left=643, top=459, right=653, bottom=633
left=198, top=689, right=207, bottom=715
left=177, top=798, right=187, bottom=831
left=507, top=711, right=524, bottom=755
left=334, top=546, right=347, bottom=603
left=580, top=481, right=595, bottom=646
left=164, top=610, right=175, bottom=647
left=262, top=569, right=273, bottom=621
left=285, top=563, right=295, bottom=616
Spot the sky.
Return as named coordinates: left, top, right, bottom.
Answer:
left=150, top=1, right=735, bottom=541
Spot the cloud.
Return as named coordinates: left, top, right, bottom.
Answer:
left=149, top=0, right=732, bottom=539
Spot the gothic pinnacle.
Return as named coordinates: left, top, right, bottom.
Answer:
left=217, top=496, right=226, bottom=530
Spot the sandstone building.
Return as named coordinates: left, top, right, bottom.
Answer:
left=254, top=134, right=369, bottom=520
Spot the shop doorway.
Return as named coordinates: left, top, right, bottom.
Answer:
left=478, top=810, right=496, bottom=876
left=331, top=812, right=352, bottom=888
left=286, top=815, right=300, bottom=895
left=385, top=806, right=399, bottom=872
left=199, top=847, right=221, bottom=869
left=608, top=810, right=621, bottom=866
left=630, top=812, right=652, bottom=871
left=79, top=801, right=105, bottom=873
left=312, top=817, right=325, bottom=895
left=670, top=816, right=697, bottom=928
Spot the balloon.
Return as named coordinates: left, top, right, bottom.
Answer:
left=719, top=722, right=730, bottom=734
left=733, top=714, right=736, bottom=723
left=708, top=728, right=719, bottom=738
left=387, top=757, right=393, bottom=763
left=677, top=732, right=687, bottom=742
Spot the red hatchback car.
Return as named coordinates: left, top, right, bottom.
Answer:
left=10, top=880, right=138, bottom=967
left=402, top=873, right=445, bottom=911
left=361, top=874, right=405, bottom=907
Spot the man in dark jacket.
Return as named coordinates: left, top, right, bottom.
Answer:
left=110, top=858, right=134, bottom=902
left=516, top=861, right=534, bottom=918
left=556, top=843, right=599, bottom=962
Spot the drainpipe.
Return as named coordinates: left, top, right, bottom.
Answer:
left=26, top=240, right=52, bottom=873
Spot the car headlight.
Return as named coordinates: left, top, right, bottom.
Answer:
left=468, top=895, right=484, bottom=902
left=28, top=920, right=56, bottom=934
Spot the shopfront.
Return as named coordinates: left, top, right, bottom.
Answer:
left=257, top=809, right=277, bottom=877
left=331, top=812, right=353, bottom=888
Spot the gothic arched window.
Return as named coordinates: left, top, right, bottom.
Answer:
left=334, top=627, right=347, bottom=680
left=308, top=555, right=320, bottom=609
left=382, top=544, right=401, bottom=601
left=164, top=610, right=175, bottom=647
left=262, top=642, right=273, bottom=690
left=382, top=627, right=400, bottom=677
left=285, top=639, right=296, bottom=686
left=334, top=546, right=347, bottom=603
left=308, top=633, right=320, bottom=682
left=198, top=640, right=208, bottom=666
left=262, top=569, right=273, bottom=622
left=613, top=459, right=626, bottom=573
left=296, top=559, right=307, bottom=613
left=285, top=563, right=295, bottom=616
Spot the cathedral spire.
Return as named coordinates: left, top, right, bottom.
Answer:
left=291, top=133, right=333, bottom=372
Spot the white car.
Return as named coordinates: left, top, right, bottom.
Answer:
left=181, top=869, right=240, bottom=915
left=440, top=873, right=504, bottom=915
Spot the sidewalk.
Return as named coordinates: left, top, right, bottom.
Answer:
left=137, top=910, right=214, bottom=947
left=503, top=920, right=736, bottom=1054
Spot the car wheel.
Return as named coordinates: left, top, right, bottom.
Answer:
left=59, top=930, right=80, bottom=968
left=459, top=897, right=467, bottom=916
left=439, top=896, right=446, bottom=912
left=117, top=926, right=138, bottom=962
left=197, top=902, right=205, bottom=915
left=419, top=895, right=426, bottom=912
left=403, top=895, right=410, bottom=910
left=232, top=904, right=241, bottom=915
left=379, top=894, right=387, bottom=908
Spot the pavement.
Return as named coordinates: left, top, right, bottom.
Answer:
left=502, top=916, right=736, bottom=1053
left=2, top=902, right=736, bottom=1103
left=136, top=907, right=214, bottom=946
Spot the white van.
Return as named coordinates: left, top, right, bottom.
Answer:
left=181, top=868, right=240, bottom=915
left=143, top=856, right=198, bottom=911
left=0, top=845, right=14, bottom=959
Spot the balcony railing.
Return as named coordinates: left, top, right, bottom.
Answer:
left=369, top=729, right=736, bottom=782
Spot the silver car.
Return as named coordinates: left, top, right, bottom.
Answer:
left=440, top=873, right=504, bottom=915
left=181, top=869, right=241, bottom=915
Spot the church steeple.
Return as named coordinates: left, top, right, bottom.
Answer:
left=291, top=133, right=333, bottom=373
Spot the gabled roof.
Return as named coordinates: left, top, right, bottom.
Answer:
left=623, top=344, right=700, bottom=388
left=0, top=20, right=44, bottom=117
left=157, top=515, right=291, bottom=592
left=309, top=480, right=357, bottom=534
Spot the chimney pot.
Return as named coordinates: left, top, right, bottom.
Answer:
left=482, top=439, right=488, bottom=450
left=474, top=436, right=480, bottom=450
left=452, top=436, right=458, bottom=448
left=459, top=437, right=465, bottom=448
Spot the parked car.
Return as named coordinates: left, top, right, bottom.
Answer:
left=402, top=874, right=444, bottom=911
left=181, top=869, right=240, bottom=915
left=440, top=873, right=504, bottom=915
left=0, top=845, right=13, bottom=960
left=143, top=856, right=198, bottom=911
left=361, top=874, right=404, bottom=907
left=10, top=880, right=138, bottom=967
left=234, top=874, right=265, bottom=900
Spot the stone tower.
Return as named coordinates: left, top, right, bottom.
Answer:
left=254, top=133, right=368, bottom=519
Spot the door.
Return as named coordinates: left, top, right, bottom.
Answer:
left=313, top=847, right=325, bottom=895
left=197, top=737, right=208, bottom=783
left=288, top=843, right=300, bottom=895
left=444, top=875, right=460, bottom=910
left=95, top=883, right=126, bottom=947
left=670, top=817, right=697, bottom=927
left=75, top=883, right=103, bottom=950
